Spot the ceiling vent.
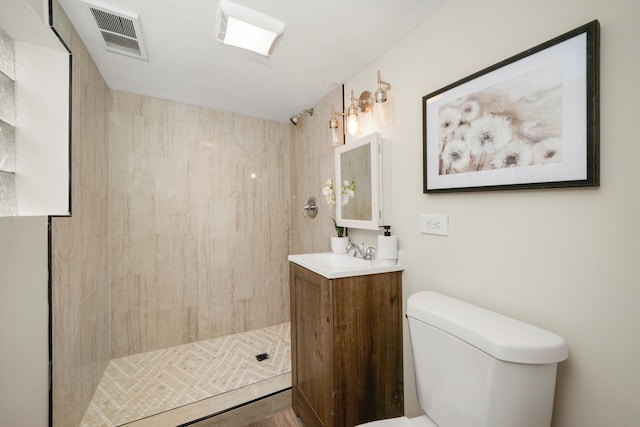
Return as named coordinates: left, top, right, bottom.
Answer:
left=83, top=0, right=148, bottom=61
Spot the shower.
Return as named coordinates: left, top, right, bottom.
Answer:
left=289, top=108, right=314, bottom=125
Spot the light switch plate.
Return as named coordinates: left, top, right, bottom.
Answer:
left=420, top=214, right=448, bottom=236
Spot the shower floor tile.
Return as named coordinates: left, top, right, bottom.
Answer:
left=80, top=322, right=291, bottom=427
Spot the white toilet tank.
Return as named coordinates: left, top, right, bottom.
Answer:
left=406, top=292, right=568, bottom=427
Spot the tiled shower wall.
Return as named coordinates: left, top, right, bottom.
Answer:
left=289, top=87, right=343, bottom=254
left=50, top=2, right=112, bottom=426
left=108, top=92, right=293, bottom=357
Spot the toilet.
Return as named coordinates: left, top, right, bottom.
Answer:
left=359, top=291, right=568, bottom=427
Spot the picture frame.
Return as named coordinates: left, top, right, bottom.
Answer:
left=423, top=20, right=599, bottom=193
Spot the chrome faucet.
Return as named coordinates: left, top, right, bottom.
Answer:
left=347, top=242, right=365, bottom=258
left=347, top=242, right=376, bottom=260
left=364, top=246, right=376, bottom=261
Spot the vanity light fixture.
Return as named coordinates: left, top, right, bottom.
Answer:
left=329, top=90, right=365, bottom=139
left=329, top=108, right=342, bottom=147
left=215, top=1, right=285, bottom=56
left=371, top=71, right=391, bottom=104
left=371, top=70, right=393, bottom=125
left=330, top=71, right=393, bottom=138
left=346, top=90, right=361, bottom=136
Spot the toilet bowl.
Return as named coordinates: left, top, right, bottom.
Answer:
left=357, top=291, right=568, bottom=427
left=359, top=415, right=435, bottom=427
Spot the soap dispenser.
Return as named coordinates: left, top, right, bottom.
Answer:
left=377, top=226, right=398, bottom=262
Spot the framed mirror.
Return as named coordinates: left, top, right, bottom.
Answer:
left=335, top=132, right=391, bottom=230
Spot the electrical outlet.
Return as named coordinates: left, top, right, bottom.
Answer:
left=420, top=214, right=448, bottom=236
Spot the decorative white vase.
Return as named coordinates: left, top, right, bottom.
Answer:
left=331, top=236, right=349, bottom=254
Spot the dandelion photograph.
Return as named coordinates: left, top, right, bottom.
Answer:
left=438, top=63, right=563, bottom=175
left=423, top=20, right=599, bottom=193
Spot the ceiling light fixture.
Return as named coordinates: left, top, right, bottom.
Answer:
left=215, top=1, right=285, bottom=56
left=330, top=71, right=393, bottom=138
left=290, top=108, right=313, bottom=126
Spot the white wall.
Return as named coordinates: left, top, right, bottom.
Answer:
left=345, top=1, right=640, bottom=426
left=0, top=216, right=49, bottom=427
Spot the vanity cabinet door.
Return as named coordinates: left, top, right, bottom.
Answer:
left=290, top=264, right=335, bottom=427
left=333, top=272, right=404, bottom=426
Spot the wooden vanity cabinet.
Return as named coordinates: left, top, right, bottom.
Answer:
left=289, top=263, right=403, bottom=427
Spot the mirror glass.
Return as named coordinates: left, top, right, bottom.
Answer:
left=341, top=143, right=372, bottom=221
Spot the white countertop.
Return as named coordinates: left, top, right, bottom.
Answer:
left=288, top=250, right=405, bottom=279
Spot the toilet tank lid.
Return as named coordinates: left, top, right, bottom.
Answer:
left=406, top=292, right=568, bottom=364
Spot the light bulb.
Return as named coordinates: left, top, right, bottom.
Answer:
left=330, top=126, right=340, bottom=146
left=346, top=103, right=359, bottom=136
left=329, top=113, right=341, bottom=146
left=347, top=113, right=358, bottom=135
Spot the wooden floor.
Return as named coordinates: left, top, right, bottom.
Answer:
left=248, top=408, right=305, bottom=427
left=185, top=391, right=302, bottom=427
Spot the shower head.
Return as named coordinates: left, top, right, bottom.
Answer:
left=290, top=108, right=314, bottom=126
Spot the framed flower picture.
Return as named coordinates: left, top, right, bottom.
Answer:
left=423, top=20, right=599, bottom=193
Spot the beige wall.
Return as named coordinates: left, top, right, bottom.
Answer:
left=290, top=86, right=343, bottom=255
left=345, top=0, right=640, bottom=425
left=50, top=1, right=111, bottom=426
left=108, top=92, right=292, bottom=357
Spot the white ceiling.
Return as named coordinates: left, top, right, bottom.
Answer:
left=56, top=0, right=445, bottom=123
